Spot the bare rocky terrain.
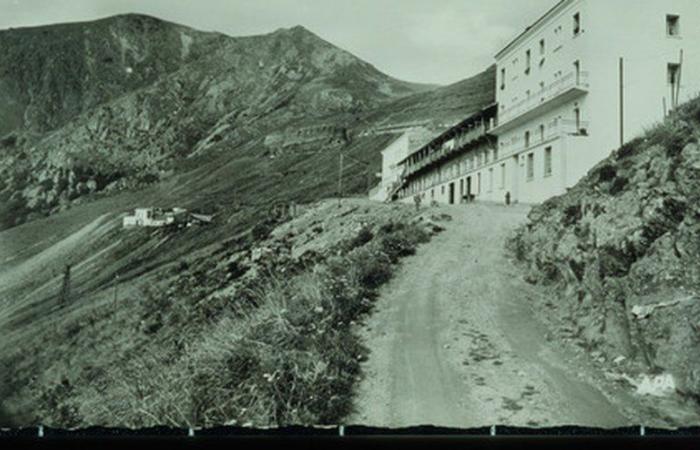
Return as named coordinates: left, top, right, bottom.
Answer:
left=509, top=99, right=700, bottom=422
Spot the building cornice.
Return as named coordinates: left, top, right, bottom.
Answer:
left=495, top=0, right=573, bottom=60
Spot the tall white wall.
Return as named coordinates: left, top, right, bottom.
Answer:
left=493, top=0, right=700, bottom=204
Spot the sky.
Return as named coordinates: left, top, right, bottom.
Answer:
left=0, top=0, right=557, bottom=85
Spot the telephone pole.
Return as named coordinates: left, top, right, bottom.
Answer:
left=113, top=274, right=119, bottom=311
left=619, top=57, right=625, bottom=148
left=60, top=264, right=71, bottom=307
left=337, top=152, right=344, bottom=206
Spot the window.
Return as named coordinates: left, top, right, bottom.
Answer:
left=431, top=189, right=435, bottom=198
left=500, top=163, right=506, bottom=189
left=525, top=49, right=531, bottom=74
left=500, top=68, right=506, bottom=90
left=526, top=153, right=534, bottom=180
left=574, top=60, right=581, bottom=83
left=494, top=148, right=499, bottom=161
left=441, top=185, right=445, bottom=195
left=539, top=39, right=545, bottom=55
left=667, top=14, right=680, bottom=36
left=525, top=131, right=531, bottom=148
left=573, top=13, right=581, bottom=35
left=668, top=63, right=681, bottom=85
left=544, top=147, right=553, bottom=177
left=539, top=124, right=545, bottom=141
left=574, top=107, right=581, bottom=130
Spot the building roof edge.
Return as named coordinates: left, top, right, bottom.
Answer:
left=495, top=0, right=571, bottom=60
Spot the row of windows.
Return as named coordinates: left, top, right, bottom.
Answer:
left=501, top=12, right=682, bottom=92
left=525, top=147, right=553, bottom=181
left=500, top=11, right=581, bottom=90
left=404, top=146, right=556, bottom=200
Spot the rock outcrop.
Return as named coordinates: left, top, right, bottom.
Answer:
left=509, top=98, right=700, bottom=400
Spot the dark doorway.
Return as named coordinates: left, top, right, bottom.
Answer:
left=466, top=176, right=472, bottom=199
left=449, top=182, right=455, bottom=205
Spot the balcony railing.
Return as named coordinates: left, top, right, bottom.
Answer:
left=503, top=118, right=589, bottom=155
left=403, top=122, right=490, bottom=178
left=498, top=71, right=589, bottom=126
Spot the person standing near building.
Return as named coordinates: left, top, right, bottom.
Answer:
left=413, top=193, right=422, bottom=211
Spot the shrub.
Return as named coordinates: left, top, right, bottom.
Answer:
left=561, top=204, right=582, bottom=227
left=376, top=226, right=428, bottom=263
left=340, top=226, right=374, bottom=252
left=348, top=246, right=393, bottom=291
left=251, top=220, right=275, bottom=242
left=505, top=229, right=531, bottom=262
left=647, top=118, right=695, bottom=157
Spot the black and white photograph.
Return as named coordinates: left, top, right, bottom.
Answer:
left=1, top=0, right=699, bottom=441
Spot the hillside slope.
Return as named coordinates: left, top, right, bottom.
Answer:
left=0, top=14, right=441, bottom=229
left=509, top=99, right=700, bottom=406
left=0, top=199, right=444, bottom=427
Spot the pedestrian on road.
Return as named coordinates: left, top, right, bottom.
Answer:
left=414, top=194, right=422, bottom=211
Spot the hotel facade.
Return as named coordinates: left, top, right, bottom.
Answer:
left=375, top=0, right=700, bottom=205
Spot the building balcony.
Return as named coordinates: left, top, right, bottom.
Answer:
left=403, top=122, right=491, bottom=178
left=492, top=71, right=589, bottom=135
left=503, top=118, right=589, bottom=156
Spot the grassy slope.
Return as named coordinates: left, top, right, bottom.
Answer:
left=0, top=16, right=497, bottom=427
left=2, top=199, right=444, bottom=427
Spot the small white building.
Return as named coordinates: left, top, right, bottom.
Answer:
left=122, top=207, right=188, bottom=228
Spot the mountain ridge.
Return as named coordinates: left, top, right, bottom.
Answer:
left=0, top=14, right=495, bottom=230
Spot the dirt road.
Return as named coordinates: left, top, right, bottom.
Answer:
left=351, top=203, right=633, bottom=428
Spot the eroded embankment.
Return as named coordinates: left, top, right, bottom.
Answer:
left=509, top=99, right=700, bottom=413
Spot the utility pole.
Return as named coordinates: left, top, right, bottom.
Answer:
left=113, top=274, right=119, bottom=311
left=663, top=97, right=668, bottom=118
left=676, top=49, right=684, bottom=109
left=619, top=57, right=625, bottom=148
left=337, top=152, right=344, bottom=206
left=60, top=264, right=71, bottom=306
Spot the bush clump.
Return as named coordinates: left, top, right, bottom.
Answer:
left=85, top=220, right=435, bottom=429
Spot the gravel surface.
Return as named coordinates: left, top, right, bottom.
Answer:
left=350, top=203, right=637, bottom=428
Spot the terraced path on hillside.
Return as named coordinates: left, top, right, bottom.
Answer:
left=351, top=203, right=636, bottom=428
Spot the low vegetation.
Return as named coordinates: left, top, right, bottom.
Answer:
left=7, top=204, right=434, bottom=428
left=507, top=97, right=700, bottom=403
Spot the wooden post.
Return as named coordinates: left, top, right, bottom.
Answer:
left=113, top=274, right=119, bottom=311
left=619, top=57, right=625, bottom=148
left=60, top=264, right=71, bottom=307
left=663, top=97, right=668, bottom=118
left=337, top=152, right=344, bottom=206
left=676, top=49, right=684, bottom=109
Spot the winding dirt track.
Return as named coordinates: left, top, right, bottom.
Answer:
left=351, top=203, right=631, bottom=428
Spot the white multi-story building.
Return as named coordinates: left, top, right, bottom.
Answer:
left=491, top=0, right=700, bottom=203
left=394, top=104, right=500, bottom=205
left=369, top=127, right=439, bottom=202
